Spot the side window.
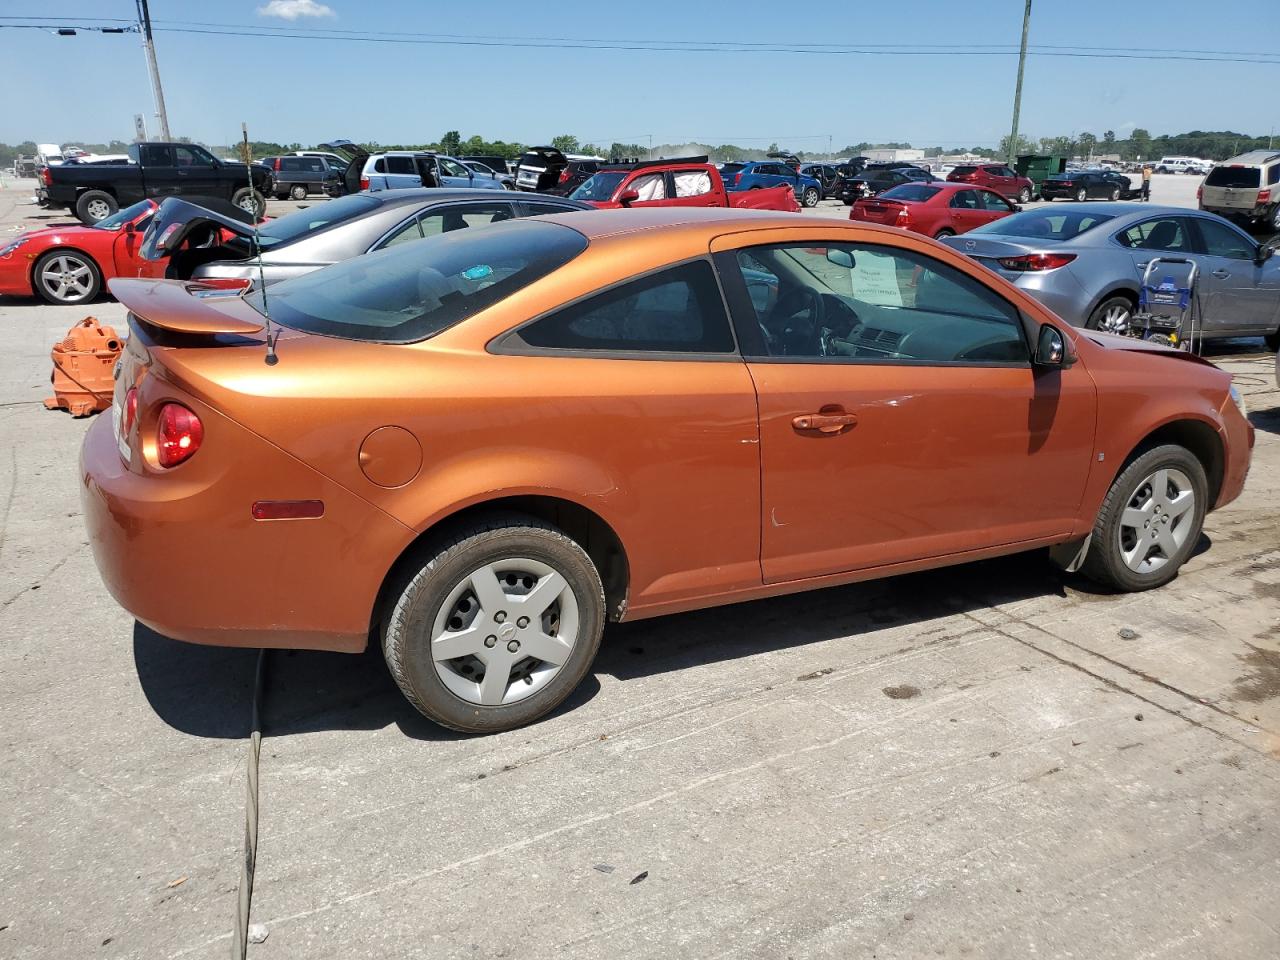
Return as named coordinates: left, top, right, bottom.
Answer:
left=514, top=261, right=734, bottom=354
left=439, top=158, right=469, bottom=178
left=980, top=190, right=1013, bottom=211
left=305, top=158, right=324, bottom=172
left=673, top=170, right=713, bottom=197
left=1116, top=217, right=1189, bottom=251
left=629, top=172, right=667, bottom=201
left=1268, top=165, right=1280, bottom=186
left=1196, top=218, right=1255, bottom=260
left=386, top=155, right=416, bottom=175
left=733, top=243, right=1026, bottom=364
left=418, top=202, right=516, bottom=237
left=520, top=201, right=581, bottom=217
left=380, top=216, right=425, bottom=248
left=174, top=146, right=210, bottom=167
left=281, top=157, right=302, bottom=172
left=950, top=190, right=979, bottom=210
left=373, top=157, right=386, bottom=173
left=141, top=144, right=175, bottom=166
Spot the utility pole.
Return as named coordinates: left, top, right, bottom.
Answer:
left=1006, top=0, right=1032, bottom=165
left=136, top=0, right=171, bottom=140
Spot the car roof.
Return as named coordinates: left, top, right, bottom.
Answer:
left=365, top=188, right=589, bottom=209
left=1219, top=150, right=1280, bottom=165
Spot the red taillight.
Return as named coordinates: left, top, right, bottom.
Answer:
left=273, top=157, right=281, bottom=170
left=359, top=176, right=370, bottom=191
left=41, top=167, right=53, bottom=186
left=1196, top=184, right=1203, bottom=201
left=896, top=206, right=910, bottom=223
left=1259, top=189, right=1272, bottom=204
left=156, top=402, right=203, bottom=468
left=996, top=253, right=1077, bottom=272
left=251, top=500, right=324, bottom=521
left=124, top=387, right=138, bottom=434
left=558, top=168, right=571, bottom=184
left=727, top=173, right=739, bottom=186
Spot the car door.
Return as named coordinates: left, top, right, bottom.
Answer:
left=1115, top=214, right=1196, bottom=286
left=621, top=171, right=670, bottom=207
left=172, top=145, right=223, bottom=198
left=1189, top=215, right=1280, bottom=336
left=666, top=168, right=719, bottom=207
left=947, top=189, right=985, bottom=233
left=383, top=155, right=420, bottom=189
left=138, top=143, right=180, bottom=200
left=975, top=189, right=1016, bottom=228
left=711, top=231, right=1096, bottom=582
left=437, top=156, right=475, bottom=188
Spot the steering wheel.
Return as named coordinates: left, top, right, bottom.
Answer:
left=767, top=286, right=826, bottom=354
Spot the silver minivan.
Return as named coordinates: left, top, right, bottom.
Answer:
left=1199, top=150, right=1280, bottom=232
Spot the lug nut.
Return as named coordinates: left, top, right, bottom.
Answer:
left=517, top=616, right=530, bottom=628
left=484, top=635, right=497, bottom=648
left=494, top=611, right=507, bottom=623
left=507, top=640, right=520, bottom=653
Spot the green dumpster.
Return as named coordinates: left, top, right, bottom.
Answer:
left=1015, top=155, right=1068, bottom=199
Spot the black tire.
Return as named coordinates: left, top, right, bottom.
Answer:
left=1075, top=187, right=1088, bottom=202
left=1270, top=204, right=1280, bottom=232
left=933, top=228, right=955, bottom=240
left=75, top=190, right=118, bottom=225
left=1018, top=187, right=1032, bottom=204
left=1109, top=187, right=1121, bottom=201
left=383, top=514, right=606, bottom=733
left=289, top=184, right=308, bottom=201
left=802, top=186, right=820, bottom=208
left=1080, top=444, right=1207, bottom=592
left=32, top=249, right=101, bottom=305
left=1264, top=328, right=1280, bottom=351
left=231, top=187, right=266, bottom=220
left=1086, top=294, right=1135, bottom=334
left=842, top=199, right=854, bottom=206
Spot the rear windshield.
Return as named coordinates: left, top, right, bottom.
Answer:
left=254, top=220, right=589, bottom=343
left=969, top=209, right=1115, bottom=240
left=879, top=185, right=940, bottom=202
left=950, top=165, right=978, bottom=176
left=254, top=193, right=381, bottom=247
left=519, top=149, right=566, bottom=169
left=1204, top=166, right=1261, bottom=188
left=570, top=172, right=627, bottom=201
left=720, top=163, right=746, bottom=175
left=1045, top=172, right=1078, bottom=180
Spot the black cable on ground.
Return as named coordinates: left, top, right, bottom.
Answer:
left=231, top=649, right=268, bottom=959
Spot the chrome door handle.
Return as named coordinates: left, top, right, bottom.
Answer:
left=1211, top=269, right=1230, bottom=279
left=1137, top=261, right=1150, bottom=268
left=793, top=412, right=858, bottom=434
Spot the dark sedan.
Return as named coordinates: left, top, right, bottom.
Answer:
left=839, top=166, right=937, bottom=204
left=1041, top=170, right=1139, bottom=202
left=138, top=189, right=592, bottom=286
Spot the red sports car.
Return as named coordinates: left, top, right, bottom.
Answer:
left=0, top=199, right=157, bottom=305
left=850, top=182, right=1018, bottom=240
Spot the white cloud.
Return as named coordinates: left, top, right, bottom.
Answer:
left=257, top=0, right=336, bottom=20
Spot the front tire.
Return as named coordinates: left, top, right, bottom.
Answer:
left=1075, top=187, right=1088, bottom=202
left=1080, top=445, right=1207, bottom=592
left=1087, top=295, right=1134, bottom=334
left=933, top=228, right=955, bottom=240
left=231, top=187, right=266, bottom=220
left=1018, top=187, right=1032, bottom=204
left=383, top=515, right=606, bottom=733
left=289, top=184, right=308, bottom=201
left=33, top=250, right=101, bottom=304
left=75, top=190, right=117, bottom=225
left=802, top=186, right=820, bottom=208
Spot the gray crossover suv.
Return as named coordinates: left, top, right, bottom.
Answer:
left=942, top=203, right=1280, bottom=346
left=1198, top=150, right=1280, bottom=232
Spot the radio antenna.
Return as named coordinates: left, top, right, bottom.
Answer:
left=242, top=123, right=277, bottom=366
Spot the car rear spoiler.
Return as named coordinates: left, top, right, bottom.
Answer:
left=141, top=197, right=259, bottom=262
left=108, top=277, right=266, bottom=335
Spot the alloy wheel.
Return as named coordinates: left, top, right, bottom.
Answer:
left=1098, top=303, right=1130, bottom=333
left=85, top=198, right=111, bottom=221
left=39, top=255, right=94, bottom=302
left=1117, top=468, right=1196, bottom=574
left=237, top=194, right=258, bottom=213
left=429, top=559, right=579, bottom=706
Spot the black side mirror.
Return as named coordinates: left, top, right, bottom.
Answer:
left=1255, top=244, right=1275, bottom=266
left=1035, top=324, right=1070, bottom=366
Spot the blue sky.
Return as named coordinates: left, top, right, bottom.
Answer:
left=3, top=0, right=1277, bottom=150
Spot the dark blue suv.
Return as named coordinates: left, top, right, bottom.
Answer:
left=724, top=161, right=824, bottom=207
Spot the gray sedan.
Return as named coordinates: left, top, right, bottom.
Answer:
left=941, top=203, right=1280, bottom=346
left=141, top=189, right=591, bottom=287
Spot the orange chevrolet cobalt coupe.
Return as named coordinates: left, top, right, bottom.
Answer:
left=82, top=209, right=1253, bottom=732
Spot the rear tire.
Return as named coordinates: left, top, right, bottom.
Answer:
left=933, top=228, right=955, bottom=240
left=1080, top=445, right=1207, bottom=592
left=383, top=514, right=606, bottom=734
left=289, top=184, right=308, bottom=201
left=1110, top=187, right=1121, bottom=201
left=75, top=190, right=117, bottom=225
left=1265, top=328, right=1280, bottom=351
left=231, top=187, right=266, bottom=220
left=1018, top=187, right=1032, bottom=204
left=1075, top=187, right=1088, bottom=202
left=1087, top=295, right=1135, bottom=334
left=802, top=186, right=820, bottom=208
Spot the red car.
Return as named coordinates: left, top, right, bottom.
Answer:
left=947, top=163, right=1035, bottom=203
left=0, top=199, right=157, bottom=305
left=850, top=182, right=1018, bottom=239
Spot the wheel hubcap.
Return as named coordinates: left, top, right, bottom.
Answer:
left=429, top=558, right=579, bottom=706
left=1118, top=467, right=1195, bottom=574
left=1099, top=305, right=1130, bottom=333
left=238, top=196, right=257, bottom=212
left=87, top=199, right=110, bottom=220
left=40, top=256, right=92, bottom=301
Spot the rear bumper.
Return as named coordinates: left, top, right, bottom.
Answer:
left=80, top=403, right=415, bottom=653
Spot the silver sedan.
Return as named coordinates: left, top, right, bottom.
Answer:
left=942, top=203, right=1280, bottom=346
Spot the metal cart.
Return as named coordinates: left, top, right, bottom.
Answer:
left=1131, top=257, right=1201, bottom=352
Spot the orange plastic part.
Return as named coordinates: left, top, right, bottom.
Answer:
left=43, top=316, right=123, bottom=418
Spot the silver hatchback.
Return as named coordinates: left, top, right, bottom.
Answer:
left=942, top=203, right=1280, bottom=346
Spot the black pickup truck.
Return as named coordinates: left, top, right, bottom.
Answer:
left=41, top=142, right=270, bottom=225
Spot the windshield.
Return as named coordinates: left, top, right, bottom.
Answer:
left=94, top=199, right=155, bottom=231
left=1204, top=166, right=1261, bottom=188
left=570, top=172, right=627, bottom=201
left=253, top=193, right=381, bottom=248
left=721, top=163, right=746, bottom=175
left=970, top=210, right=1115, bottom=240
left=252, top=220, right=589, bottom=343
left=879, top=185, right=940, bottom=202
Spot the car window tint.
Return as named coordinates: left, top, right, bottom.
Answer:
left=521, top=201, right=584, bottom=217
left=971, top=210, right=1114, bottom=239
left=734, top=243, right=1026, bottom=364
left=373, top=158, right=386, bottom=173
left=386, top=155, right=416, bottom=175
left=1269, top=165, right=1280, bottom=186
left=439, top=158, right=469, bottom=177
left=673, top=170, right=713, bottom=197
left=419, top=203, right=516, bottom=237
left=516, top=261, right=734, bottom=354
left=950, top=190, right=979, bottom=210
left=174, top=146, right=211, bottom=167
left=141, top=144, right=174, bottom=166
left=381, top=216, right=424, bottom=248
left=980, top=190, right=1012, bottom=211
left=1196, top=218, right=1255, bottom=260
left=1117, top=217, right=1189, bottom=251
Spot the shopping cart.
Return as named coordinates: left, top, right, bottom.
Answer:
left=1130, top=257, right=1201, bottom=352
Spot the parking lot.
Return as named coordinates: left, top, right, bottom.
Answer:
left=2, top=171, right=1279, bottom=960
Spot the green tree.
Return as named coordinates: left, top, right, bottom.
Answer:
left=551, top=134, right=580, bottom=154
left=1078, top=132, right=1098, bottom=157
left=440, top=130, right=462, bottom=155
left=1129, top=128, right=1152, bottom=160
left=999, top=133, right=1037, bottom=159
left=1102, top=130, right=1116, bottom=149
